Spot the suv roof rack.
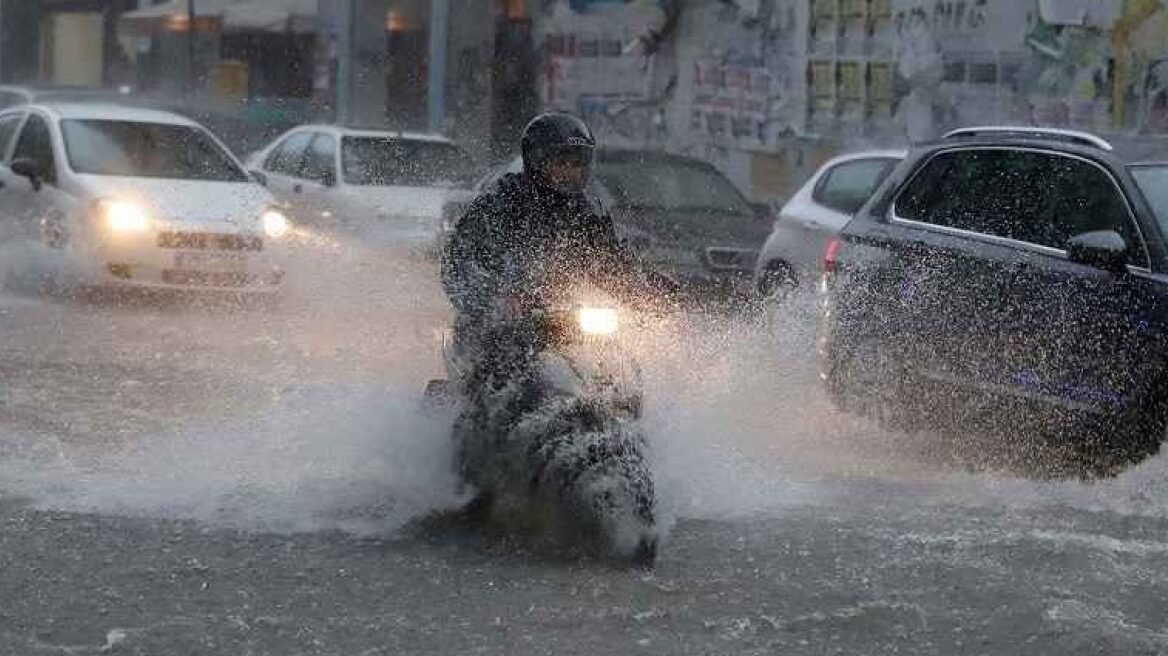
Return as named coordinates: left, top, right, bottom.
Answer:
left=942, top=126, right=1114, bottom=151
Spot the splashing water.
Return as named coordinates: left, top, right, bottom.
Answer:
left=2, top=230, right=1168, bottom=538
left=0, top=381, right=462, bottom=534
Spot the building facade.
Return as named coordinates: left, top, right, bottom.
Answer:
left=524, top=0, right=1168, bottom=200
left=1, top=0, right=139, bottom=87
left=8, top=0, right=1168, bottom=200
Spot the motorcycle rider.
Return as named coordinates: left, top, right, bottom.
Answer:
left=440, top=112, right=665, bottom=539
left=442, top=112, right=657, bottom=382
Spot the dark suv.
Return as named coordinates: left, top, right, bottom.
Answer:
left=821, top=127, right=1168, bottom=473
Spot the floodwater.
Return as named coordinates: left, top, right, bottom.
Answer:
left=1, top=228, right=1167, bottom=655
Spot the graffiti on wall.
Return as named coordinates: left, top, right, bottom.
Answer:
left=885, top=0, right=1035, bottom=140
left=1024, top=14, right=1111, bottom=130
left=537, top=0, right=671, bottom=145
left=689, top=55, right=773, bottom=144
left=680, top=0, right=806, bottom=150
left=893, top=0, right=989, bottom=36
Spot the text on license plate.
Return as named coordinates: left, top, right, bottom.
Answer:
left=174, top=251, right=247, bottom=272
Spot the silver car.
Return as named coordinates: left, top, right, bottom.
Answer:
left=754, top=150, right=904, bottom=297
left=245, top=125, right=475, bottom=248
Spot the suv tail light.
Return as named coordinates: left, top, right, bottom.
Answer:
left=440, top=201, right=466, bottom=235
left=823, top=236, right=842, bottom=273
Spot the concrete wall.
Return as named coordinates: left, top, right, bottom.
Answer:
left=523, top=0, right=1168, bottom=200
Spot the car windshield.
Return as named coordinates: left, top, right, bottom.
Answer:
left=62, top=119, right=247, bottom=182
left=342, top=137, right=471, bottom=187
left=1130, top=164, right=1168, bottom=235
left=594, top=154, right=754, bottom=216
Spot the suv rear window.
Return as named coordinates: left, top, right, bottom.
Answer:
left=894, top=149, right=1145, bottom=265
left=1130, top=164, right=1168, bottom=238
left=813, top=158, right=898, bottom=214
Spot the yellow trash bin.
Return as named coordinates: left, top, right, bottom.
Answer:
left=209, top=60, right=249, bottom=105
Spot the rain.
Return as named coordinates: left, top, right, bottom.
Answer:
left=2, top=1, right=1168, bottom=654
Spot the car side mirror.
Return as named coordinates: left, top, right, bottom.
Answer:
left=1067, top=230, right=1129, bottom=274
left=249, top=169, right=268, bottom=187
left=10, top=157, right=42, bottom=191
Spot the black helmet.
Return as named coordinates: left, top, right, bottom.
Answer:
left=521, top=112, right=596, bottom=194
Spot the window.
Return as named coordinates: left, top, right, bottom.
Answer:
left=12, top=113, right=57, bottom=186
left=868, top=62, right=894, bottom=100
left=968, top=62, right=999, bottom=85
left=813, top=158, right=898, bottom=214
left=341, top=137, right=472, bottom=187
left=942, top=61, right=967, bottom=84
left=61, top=120, right=247, bottom=182
left=301, top=134, right=337, bottom=184
left=895, top=149, right=1146, bottom=266
left=838, top=62, right=864, bottom=100
left=265, top=132, right=313, bottom=177
left=0, top=113, right=24, bottom=161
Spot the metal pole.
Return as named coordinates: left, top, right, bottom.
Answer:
left=427, top=0, right=448, bottom=134
left=336, top=0, right=352, bottom=124
left=0, top=0, right=5, bottom=84
left=187, top=0, right=196, bottom=100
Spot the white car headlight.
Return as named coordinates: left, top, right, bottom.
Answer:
left=578, top=307, right=619, bottom=336
left=262, top=209, right=289, bottom=239
left=99, top=199, right=150, bottom=233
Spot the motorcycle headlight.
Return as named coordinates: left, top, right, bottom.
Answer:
left=578, top=307, right=619, bottom=336
left=99, top=199, right=150, bottom=233
left=262, top=209, right=289, bottom=239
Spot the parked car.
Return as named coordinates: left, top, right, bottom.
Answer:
left=821, top=126, right=1168, bottom=474
left=0, top=103, right=288, bottom=292
left=444, top=149, right=772, bottom=297
left=754, top=150, right=904, bottom=297
left=245, top=125, right=475, bottom=247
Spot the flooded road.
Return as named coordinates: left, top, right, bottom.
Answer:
left=2, top=234, right=1167, bottom=655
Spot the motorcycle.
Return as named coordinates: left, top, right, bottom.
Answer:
left=425, top=286, right=658, bottom=566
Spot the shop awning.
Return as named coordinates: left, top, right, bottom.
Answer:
left=119, top=0, right=239, bottom=36
left=222, top=0, right=318, bottom=34
left=120, top=0, right=318, bottom=35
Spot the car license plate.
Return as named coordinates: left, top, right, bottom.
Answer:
left=174, top=251, right=247, bottom=272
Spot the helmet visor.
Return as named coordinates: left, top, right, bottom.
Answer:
left=541, top=146, right=594, bottom=193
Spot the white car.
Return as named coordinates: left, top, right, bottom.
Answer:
left=245, top=125, right=475, bottom=246
left=754, top=150, right=905, bottom=297
left=0, top=85, right=136, bottom=111
left=0, top=103, right=288, bottom=292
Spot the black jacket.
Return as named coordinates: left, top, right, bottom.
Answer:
left=442, top=172, right=642, bottom=335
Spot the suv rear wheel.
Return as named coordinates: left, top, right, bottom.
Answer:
left=1070, top=389, right=1168, bottom=478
